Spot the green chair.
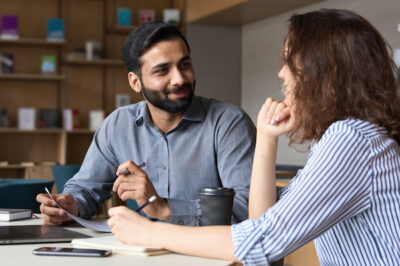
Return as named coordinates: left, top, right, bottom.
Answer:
left=51, top=164, right=80, bottom=193
left=51, top=164, right=139, bottom=210
left=0, top=178, right=54, bottom=213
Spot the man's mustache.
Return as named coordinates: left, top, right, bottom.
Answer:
left=165, top=83, right=193, bottom=94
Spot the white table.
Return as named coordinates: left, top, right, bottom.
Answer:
left=0, top=216, right=235, bottom=266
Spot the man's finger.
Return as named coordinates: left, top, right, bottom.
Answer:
left=36, top=193, right=57, bottom=207
left=40, top=204, right=65, bottom=216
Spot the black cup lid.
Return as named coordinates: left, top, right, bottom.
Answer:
left=200, top=187, right=235, bottom=196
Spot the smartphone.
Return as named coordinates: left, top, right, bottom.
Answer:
left=33, top=247, right=112, bottom=257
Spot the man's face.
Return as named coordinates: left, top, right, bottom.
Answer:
left=138, top=38, right=195, bottom=113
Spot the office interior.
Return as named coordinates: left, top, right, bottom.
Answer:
left=0, top=0, right=399, bottom=265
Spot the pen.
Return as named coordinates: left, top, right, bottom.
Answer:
left=135, top=195, right=157, bottom=213
left=117, top=162, right=146, bottom=177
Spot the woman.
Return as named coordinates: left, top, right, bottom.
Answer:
left=107, top=9, right=400, bottom=265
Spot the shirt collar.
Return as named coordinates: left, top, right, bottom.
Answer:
left=181, top=95, right=206, bottom=122
left=135, top=95, right=206, bottom=126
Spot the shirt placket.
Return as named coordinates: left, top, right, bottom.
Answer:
left=158, top=135, right=170, bottom=197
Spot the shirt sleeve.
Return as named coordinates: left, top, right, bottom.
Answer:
left=63, top=114, right=119, bottom=218
left=232, top=123, right=373, bottom=264
left=215, top=109, right=256, bottom=223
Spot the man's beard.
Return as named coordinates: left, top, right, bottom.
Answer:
left=140, top=79, right=195, bottom=113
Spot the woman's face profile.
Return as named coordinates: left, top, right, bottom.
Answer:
left=278, top=63, right=295, bottom=107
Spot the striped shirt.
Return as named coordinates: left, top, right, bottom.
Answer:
left=231, top=119, right=400, bottom=265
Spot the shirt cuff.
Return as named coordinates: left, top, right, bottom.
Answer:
left=165, top=198, right=201, bottom=225
left=231, top=218, right=269, bottom=265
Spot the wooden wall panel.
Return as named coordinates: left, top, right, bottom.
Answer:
left=0, top=0, right=59, bottom=38
left=66, top=67, right=103, bottom=128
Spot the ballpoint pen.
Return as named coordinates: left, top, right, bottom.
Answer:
left=135, top=195, right=157, bottom=213
left=117, top=162, right=146, bottom=177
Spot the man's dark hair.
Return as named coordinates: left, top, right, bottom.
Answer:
left=122, top=21, right=190, bottom=75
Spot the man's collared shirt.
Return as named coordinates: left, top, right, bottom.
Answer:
left=64, top=95, right=256, bottom=225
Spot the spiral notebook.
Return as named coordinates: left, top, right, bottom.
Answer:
left=72, top=235, right=169, bottom=256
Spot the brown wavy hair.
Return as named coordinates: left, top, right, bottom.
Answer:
left=283, top=9, right=400, bottom=145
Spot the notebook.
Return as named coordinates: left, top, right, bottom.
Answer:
left=72, top=235, right=169, bottom=256
left=0, top=225, right=90, bottom=245
left=0, top=209, right=32, bottom=221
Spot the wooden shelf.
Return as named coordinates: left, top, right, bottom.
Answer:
left=0, top=37, right=66, bottom=46
left=0, top=165, right=34, bottom=169
left=66, top=129, right=95, bottom=134
left=65, top=58, right=124, bottom=66
left=0, top=128, right=63, bottom=134
left=185, top=0, right=322, bottom=25
left=0, top=128, right=95, bottom=134
left=0, top=73, right=66, bottom=81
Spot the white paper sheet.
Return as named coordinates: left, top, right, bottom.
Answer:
left=45, top=187, right=111, bottom=232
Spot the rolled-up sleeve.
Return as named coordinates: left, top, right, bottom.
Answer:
left=232, top=218, right=270, bottom=265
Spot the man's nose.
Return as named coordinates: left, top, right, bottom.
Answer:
left=170, top=68, right=185, bottom=86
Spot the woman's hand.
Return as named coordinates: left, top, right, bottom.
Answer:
left=107, top=206, right=153, bottom=246
left=256, top=97, right=296, bottom=138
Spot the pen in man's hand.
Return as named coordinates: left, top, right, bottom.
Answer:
left=117, top=162, right=146, bottom=177
left=135, top=195, right=157, bottom=213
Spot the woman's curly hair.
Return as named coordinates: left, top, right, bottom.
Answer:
left=284, top=9, right=400, bottom=145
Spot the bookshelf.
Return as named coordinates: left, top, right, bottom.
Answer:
left=0, top=0, right=185, bottom=180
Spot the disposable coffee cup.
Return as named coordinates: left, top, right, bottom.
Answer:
left=199, top=187, right=235, bottom=226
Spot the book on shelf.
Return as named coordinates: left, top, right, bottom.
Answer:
left=117, top=7, right=132, bottom=26
left=138, top=9, right=155, bottom=25
left=89, top=110, right=105, bottom=131
left=46, top=18, right=65, bottom=41
left=0, top=108, right=10, bottom=127
left=62, top=108, right=79, bottom=130
left=41, top=55, right=56, bottom=74
left=72, top=235, right=169, bottom=256
left=38, top=109, right=60, bottom=128
left=115, top=94, right=130, bottom=109
left=163, top=9, right=180, bottom=26
left=0, top=15, right=19, bottom=39
left=18, top=107, right=36, bottom=130
left=85, top=40, right=102, bottom=60
left=1, top=53, right=14, bottom=74
left=0, top=209, right=32, bottom=221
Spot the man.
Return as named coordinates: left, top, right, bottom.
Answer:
left=37, top=21, right=256, bottom=226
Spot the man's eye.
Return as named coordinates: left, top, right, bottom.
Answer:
left=181, top=61, right=192, bottom=68
left=154, top=68, right=167, bottom=74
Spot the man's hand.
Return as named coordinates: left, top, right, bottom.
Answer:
left=36, top=193, right=78, bottom=225
left=113, top=160, right=171, bottom=220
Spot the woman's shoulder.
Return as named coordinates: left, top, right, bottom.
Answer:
left=324, top=118, right=386, bottom=141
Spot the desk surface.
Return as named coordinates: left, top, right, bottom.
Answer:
left=0, top=217, right=234, bottom=266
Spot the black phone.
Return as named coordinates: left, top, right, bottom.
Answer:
left=32, top=247, right=112, bottom=257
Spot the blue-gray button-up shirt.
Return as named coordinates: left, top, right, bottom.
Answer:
left=64, top=95, right=256, bottom=225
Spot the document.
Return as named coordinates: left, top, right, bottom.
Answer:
left=45, top=188, right=111, bottom=232
left=72, top=235, right=169, bottom=256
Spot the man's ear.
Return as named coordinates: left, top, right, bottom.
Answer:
left=128, top=72, right=141, bottom=93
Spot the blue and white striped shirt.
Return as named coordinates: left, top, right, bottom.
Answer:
left=232, top=119, right=400, bottom=265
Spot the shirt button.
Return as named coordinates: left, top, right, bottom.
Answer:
left=178, top=221, right=184, bottom=225
left=162, top=166, right=167, bottom=170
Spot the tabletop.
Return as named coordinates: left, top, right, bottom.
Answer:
left=0, top=216, right=235, bottom=266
